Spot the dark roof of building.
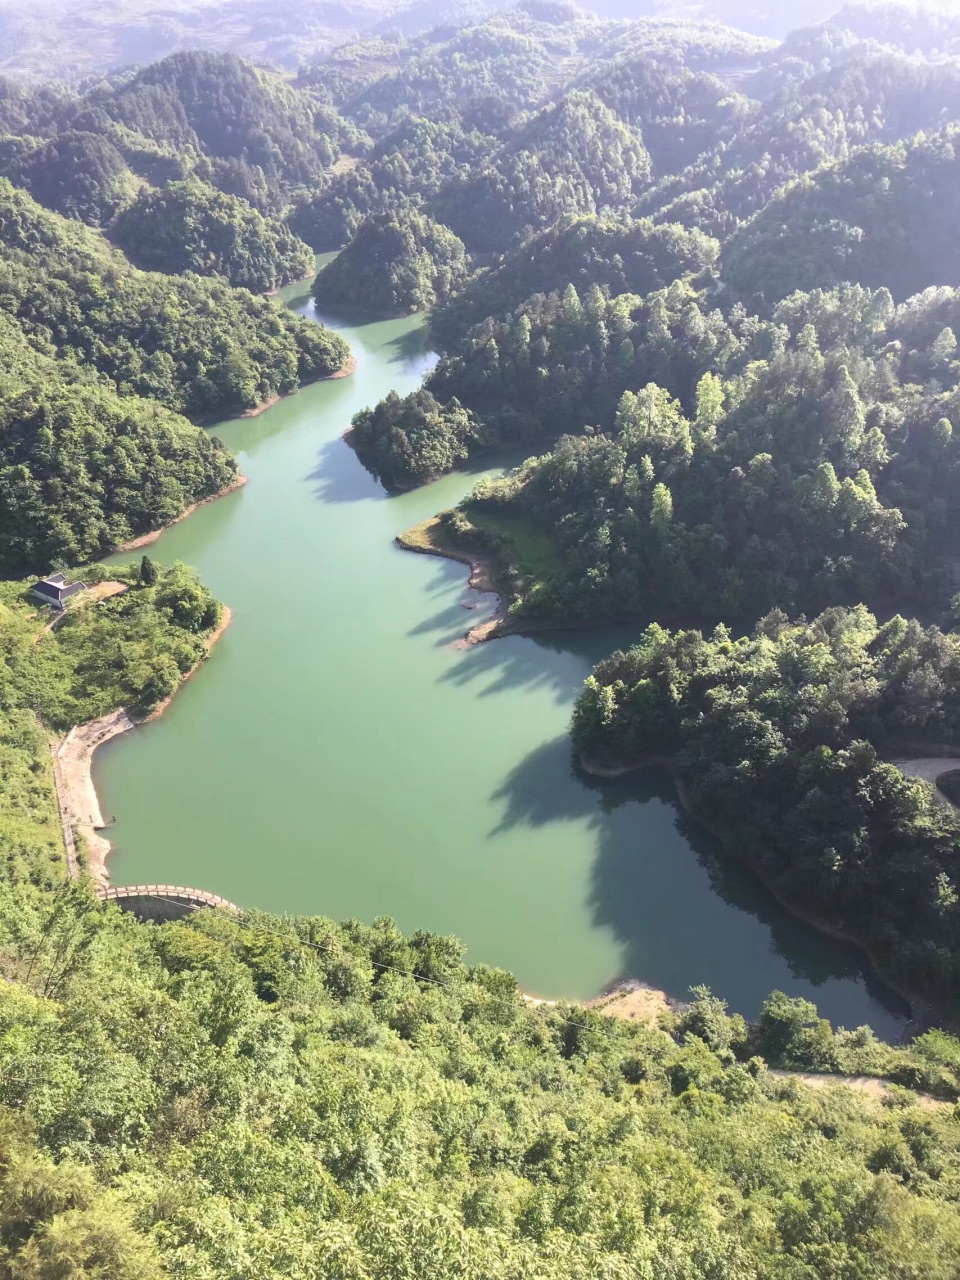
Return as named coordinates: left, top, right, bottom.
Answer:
left=32, top=577, right=86, bottom=599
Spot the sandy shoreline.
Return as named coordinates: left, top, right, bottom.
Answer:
left=53, top=607, right=232, bottom=887
left=408, top=539, right=509, bottom=645
left=329, top=355, right=358, bottom=381
left=396, top=521, right=511, bottom=645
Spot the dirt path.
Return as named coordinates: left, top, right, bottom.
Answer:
left=52, top=607, right=232, bottom=887
left=54, top=709, right=139, bottom=886
left=893, top=758, right=960, bottom=808
left=769, top=1069, right=949, bottom=1109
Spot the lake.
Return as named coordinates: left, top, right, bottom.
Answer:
left=97, top=280, right=910, bottom=1036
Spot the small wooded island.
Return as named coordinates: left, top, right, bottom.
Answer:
left=5, top=4, right=960, bottom=1277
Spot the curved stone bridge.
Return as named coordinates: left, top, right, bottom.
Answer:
left=98, top=884, right=240, bottom=922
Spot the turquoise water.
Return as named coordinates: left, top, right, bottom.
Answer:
left=96, top=284, right=909, bottom=1036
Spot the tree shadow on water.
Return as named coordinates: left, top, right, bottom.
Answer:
left=407, top=598, right=495, bottom=649
left=412, top=557, right=487, bottom=603
left=384, top=327, right=438, bottom=375
left=439, top=635, right=587, bottom=704
left=490, top=736, right=599, bottom=835
left=307, top=436, right=384, bottom=505
left=490, top=738, right=910, bottom=1030
left=583, top=769, right=910, bottom=1029
left=283, top=287, right=314, bottom=314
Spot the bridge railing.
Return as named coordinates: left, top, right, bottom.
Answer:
left=98, top=884, right=240, bottom=920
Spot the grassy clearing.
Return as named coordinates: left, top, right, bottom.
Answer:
left=399, top=506, right=563, bottom=597
left=460, top=504, right=565, bottom=581
left=395, top=516, right=456, bottom=555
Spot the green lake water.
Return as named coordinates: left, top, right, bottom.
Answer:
left=98, top=282, right=909, bottom=1036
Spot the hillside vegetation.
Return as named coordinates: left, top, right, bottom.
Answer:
left=4, top=5, right=960, bottom=1277
left=110, top=180, right=315, bottom=291
left=0, top=180, right=350, bottom=421
left=313, top=208, right=470, bottom=313
left=0, top=312, right=237, bottom=572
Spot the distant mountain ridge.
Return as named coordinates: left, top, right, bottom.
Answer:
left=0, top=0, right=863, bottom=81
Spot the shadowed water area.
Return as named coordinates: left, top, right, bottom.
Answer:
left=97, top=277, right=910, bottom=1036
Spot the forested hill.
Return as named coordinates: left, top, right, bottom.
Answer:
left=0, top=114, right=351, bottom=573
left=313, top=208, right=470, bottom=313
left=0, top=181, right=349, bottom=421
left=0, top=50, right=365, bottom=224
left=9, top=4, right=960, bottom=1278
left=722, top=127, right=960, bottom=304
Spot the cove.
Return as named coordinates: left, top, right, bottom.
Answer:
left=97, top=280, right=909, bottom=1037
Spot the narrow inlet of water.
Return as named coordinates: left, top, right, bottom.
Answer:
left=97, top=284, right=909, bottom=1037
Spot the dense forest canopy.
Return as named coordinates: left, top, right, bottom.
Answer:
left=432, top=88, right=653, bottom=252
left=5, top=4, right=960, bottom=1277
left=634, top=53, right=960, bottom=239
left=313, top=207, right=470, bottom=312
left=0, top=311, right=238, bottom=572
left=722, top=126, right=960, bottom=304
left=412, top=278, right=960, bottom=627
left=110, top=179, right=315, bottom=291
left=430, top=213, right=720, bottom=347
left=0, top=181, right=349, bottom=422
left=71, top=51, right=358, bottom=198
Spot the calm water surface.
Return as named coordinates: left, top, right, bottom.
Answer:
left=98, top=281, right=909, bottom=1036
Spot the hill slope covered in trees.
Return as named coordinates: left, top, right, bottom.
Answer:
left=313, top=208, right=470, bottom=313
left=5, top=5, right=960, bottom=1278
